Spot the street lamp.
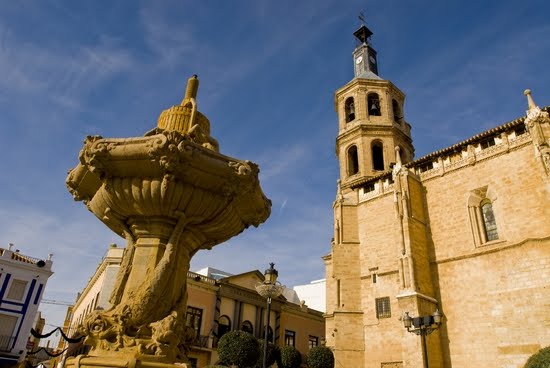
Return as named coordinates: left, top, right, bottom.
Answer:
left=403, top=309, right=443, bottom=368
left=255, top=263, right=284, bottom=368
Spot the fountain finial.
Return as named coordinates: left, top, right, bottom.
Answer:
left=155, top=75, right=219, bottom=151
left=183, top=74, right=199, bottom=102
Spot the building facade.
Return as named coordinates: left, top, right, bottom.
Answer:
left=324, top=24, right=550, bottom=368
left=62, top=253, right=325, bottom=368
left=0, top=245, right=53, bottom=367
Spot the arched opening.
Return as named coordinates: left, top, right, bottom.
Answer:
left=347, top=145, right=359, bottom=176
left=241, top=320, right=253, bottom=335
left=262, top=326, right=274, bottom=343
left=481, top=200, right=498, bottom=241
left=367, top=93, right=381, bottom=116
left=218, top=315, right=231, bottom=339
left=344, top=97, right=355, bottom=122
left=372, top=142, right=384, bottom=171
left=392, top=99, right=402, bottom=123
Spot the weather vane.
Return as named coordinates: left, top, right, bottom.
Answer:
left=358, top=11, right=366, bottom=25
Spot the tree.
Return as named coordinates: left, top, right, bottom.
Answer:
left=524, top=346, right=550, bottom=368
left=253, top=339, right=279, bottom=368
left=307, top=346, right=335, bottom=368
left=278, top=345, right=302, bottom=368
left=217, top=330, right=260, bottom=368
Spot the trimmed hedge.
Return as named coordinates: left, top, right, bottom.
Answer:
left=524, top=346, right=550, bottom=368
left=253, top=339, right=279, bottom=368
left=306, top=346, right=335, bottom=368
left=278, top=345, right=302, bottom=368
left=217, top=330, right=260, bottom=368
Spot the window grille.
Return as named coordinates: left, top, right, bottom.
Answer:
left=375, top=297, right=391, bottom=319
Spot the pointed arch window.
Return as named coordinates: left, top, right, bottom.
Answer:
left=347, top=145, right=359, bottom=176
left=372, top=141, right=384, bottom=171
left=367, top=93, right=381, bottom=116
left=481, top=200, right=498, bottom=241
left=345, top=97, right=355, bottom=122
left=392, top=99, right=402, bottom=123
left=467, top=187, right=500, bottom=246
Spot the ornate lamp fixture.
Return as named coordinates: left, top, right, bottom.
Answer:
left=255, top=263, right=284, bottom=368
left=403, top=309, right=443, bottom=368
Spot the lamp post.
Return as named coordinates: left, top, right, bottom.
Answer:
left=402, top=309, right=442, bottom=368
left=255, top=263, right=284, bottom=368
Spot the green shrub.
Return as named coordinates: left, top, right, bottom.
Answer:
left=217, top=330, right=260, bottom=368
left=524, top=346, right=550, bottom=368
left=278, top=345, right=302, bottom=368
left=306, top=346, right=335, bottom=368
left=253, top=339, right=279, bottom=368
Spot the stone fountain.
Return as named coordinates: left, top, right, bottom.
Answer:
left=65, top=75, right=271, bottom=368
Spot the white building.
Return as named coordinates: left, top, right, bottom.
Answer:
left=70, top=244, right=124, bottom=331
left=0, top=244, right=53, bottom=367
left=292, top=279, right=326, bottom=313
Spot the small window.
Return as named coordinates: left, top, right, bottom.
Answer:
left=363, top=182, right=375, bottom=193
left=218, top=315, right=231, bottom=339
left=241, top=320, right=253, bottom=335
left=347, top=145, right=359, bottom=176
left=372, top=141, right=384, bottom=171
left=480, top=137, right=496, bottom=149
left=285, top=330, right=296, bottom=347
left=7, top=279, right=28, bottom=301
left=368, top=93, right=381, bottom=116
left=375, top=297, right=391, bottom=319
left=481, top=201, right=498, bottom=241
left=345, top=97, right=355, bottom=122
left=418, top=161, right=434, bottom=173
left=186, top=306, right=203, bottom=340
left=308, top=336, right=319, bottom=349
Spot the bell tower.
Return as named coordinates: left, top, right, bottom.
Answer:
left=335, top=23, right=414, bottom=192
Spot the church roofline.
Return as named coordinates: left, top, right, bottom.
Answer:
left=348, top=105, right=549, bottom=189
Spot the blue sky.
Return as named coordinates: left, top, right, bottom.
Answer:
left=1, top=0, right=549, bottom=336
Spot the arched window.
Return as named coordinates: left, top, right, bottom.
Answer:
left=262, top=326, right=274, bottom=343
left=218, top=315, right=231, bottom=339
left=372, top=141, right=384, bottom=171
left=467, top=187, right=500, bottom=246
left=347, top=145, right=359, bottom=176
left=392, top=99, right=402, bottom=123
left=241, top=320, right=253, bottom=335
left=481, top=200, right=498, bottom=241
left=345, top=97, right=355, bottom=122
left=368, top=93, right=381, bottom=116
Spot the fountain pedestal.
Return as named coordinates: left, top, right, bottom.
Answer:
left=64, top=76, right=271, bottom=368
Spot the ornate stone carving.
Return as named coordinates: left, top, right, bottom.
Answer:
left=524, top=89, right=550, bottom=174
left=65, top=76, right=271, bottom=367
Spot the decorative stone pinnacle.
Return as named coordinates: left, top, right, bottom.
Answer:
left=395, top=146, right=402, bottom=166
left=524, top=89, right=537, bottom=110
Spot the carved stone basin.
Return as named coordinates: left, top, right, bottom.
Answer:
left=65, top=76, right=271, bottom=367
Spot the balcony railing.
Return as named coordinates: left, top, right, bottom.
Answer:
left=0, top=335, right=15, bottom=352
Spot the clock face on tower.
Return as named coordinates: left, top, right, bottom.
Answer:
left=355, top=56, right=363, bottom=64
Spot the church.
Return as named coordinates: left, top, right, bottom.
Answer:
left=323, top=23, right=550, bottom=368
